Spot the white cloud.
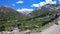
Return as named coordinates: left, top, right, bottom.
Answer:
left=45, top=0, right=56, bottom=4
left=51, top=1, right=56, bottom=4
left=31, top=0, right=57, bottom=7
left=17, top=8, right=33, bottom=11
left=31, top=2, right=46, bottom=7
left=16, top=1, right=23, bottom=4
left=31, top=4, right=39, bottom=7
left=16, top=8, right=33, bottom=14
left=45, top=0, right=52, bottom=3
left=39, top=2, right=47, bottom=6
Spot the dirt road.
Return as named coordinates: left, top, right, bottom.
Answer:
left=31, top=17, right=60, bottom=34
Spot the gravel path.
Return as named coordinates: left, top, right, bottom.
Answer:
left=31, top=17, right=60, bottom=34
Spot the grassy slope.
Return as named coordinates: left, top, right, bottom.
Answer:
left=0, top=6, right=30, bottom=31
left=0, top=4, right=60, bottom=31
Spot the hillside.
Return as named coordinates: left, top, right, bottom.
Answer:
left=0, top=6, right=30, bottom=31
left=0, top=6, right=29, bottom=21
left=29, top=4, right=60, bottom=17
left=0, top=4, right=60, bottom=32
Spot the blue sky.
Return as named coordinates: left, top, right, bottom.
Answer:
left=0, top=0, right=60, bottom=12
left=0, top=0, right=45, bottom=9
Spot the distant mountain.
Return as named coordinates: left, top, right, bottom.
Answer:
left=16, top=8, right=33, bottom=15
left=0, top=5, right=59, bottom=31
left=0, top=6, right=29, bottom=22
left=43, top=4, right=60, bottom=11
left=29, top=4, right=60, bottom=17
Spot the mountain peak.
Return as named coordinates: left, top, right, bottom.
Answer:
left=0, top=6, right=9, bottom=12
left=43, top=4, right=60, bottom=11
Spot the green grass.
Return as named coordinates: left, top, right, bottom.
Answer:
left=0, top=5, right=59, bottom=32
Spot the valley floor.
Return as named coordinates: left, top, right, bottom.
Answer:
left=0, top=17, right=60, bottom=34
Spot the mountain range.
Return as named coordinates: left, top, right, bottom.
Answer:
left=29, top=4, right=60, bottom=17
left=0, top=4, right=60, bottom=31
